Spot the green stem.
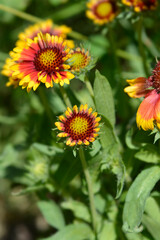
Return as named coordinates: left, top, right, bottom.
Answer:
left=38, top=87, right=53, bottom=125
left=85, top=75, right=94, bottom=101
left=0, top=4, right=42, bottom=23
left=108, top=25, right=123, bottom=81
left=116, top=49, right=141, bottom=62
left=79, top=147, right=97, bottom=236
left=59, top=85, right=72, bottom=108
left=137, top=15, right=149, bottom=76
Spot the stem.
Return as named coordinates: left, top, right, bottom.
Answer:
left=108, top=25, right=123, bottom=81
left=85, top=75, right=94, bottom=101
left=137, top=15, right=149, bottom=77
left=38, top=87, right=53, bottom=125
left=79, top=147, right=97, bottom=236
left=0, top=4, right=42, bottom=23
left=59, top=85, right=72, bottom=108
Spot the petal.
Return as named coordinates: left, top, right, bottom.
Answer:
left=136, top=90, right=159, bottom=131
left=124, top=77, right=148, bottom=98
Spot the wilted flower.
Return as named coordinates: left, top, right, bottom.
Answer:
left=124, top=61, right=160, bottom=130
left=86, top=0, right=118, bottom=25
left=122, top=0, right=158, bottom=12
left=55, top=104, right=101, bottom=146
left=10, top=33, right=74, bottom=92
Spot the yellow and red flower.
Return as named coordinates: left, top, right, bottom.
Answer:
left=122, top=0, right=158, bottom=12
left=10, top=33, right=75, bottom=92
left=86, top=0, right=118, bottom=25
left=16, top=19, right=74, bottom=48
left=69, top=47, right=91, bottom=72
left=1, top=58, right=20, bottom=88
left=124, top=61, right=160, bottom=130
left=55, top=104, right=101, bottom=146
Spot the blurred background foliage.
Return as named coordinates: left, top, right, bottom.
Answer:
left=1, top=0, right=160, bottom=240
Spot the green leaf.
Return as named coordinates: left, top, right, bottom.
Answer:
left=123, top=166, right=160, bottom=233
left=142, top=214, right=160, bottom=240
left=39, top=223, right=94, bottom=240
left=135, top=144, right=160, bottom=164
left=54, top=152, right=81, bottom=187
left=38, top=200, right=65, bottom=230
left=94, top=70, right=115, bottom=127
left=32, top=143, right=63, bottom=156
left=99, top=220, right=116, bottom=240
left=99, top=116, right=118, bottom=150
left=142, top=196, right=160, bottom=240
left=61, top=200, right=91, bottom=222
left=125, top=128, right=139, bottom=150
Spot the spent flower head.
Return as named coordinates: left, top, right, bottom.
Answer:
left=9, top=33, right=75, bottom=92
left=55, top=104, right=101, bottom=147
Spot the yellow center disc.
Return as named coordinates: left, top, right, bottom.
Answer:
left=70, top=116, right=88, bottom=135
left=96, top=2, right=112, bottom=17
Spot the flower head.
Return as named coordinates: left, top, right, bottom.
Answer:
left=124, top=61, right=160, bottom=130
left=86, top=0, right=118, bottom=25
left=1, top=58, right=20, bottom=88
left=122, top=0, right=158, bottom=12
left=69, top=47, right=91, bottom=72
left=16, top=19, right=74, bottom=48
left=55, top=104, right=101, bottom=146
left=10, top=33, right=75, bottom=92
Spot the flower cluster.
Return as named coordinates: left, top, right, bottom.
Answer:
left=122, top=0, right=158, bottom=12
left=2, top=21, right=92, bottom=92
left=124, top=61, right=160, bottom=130
left=1, top=20, right=100, bottom=146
